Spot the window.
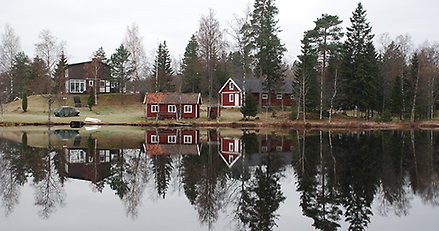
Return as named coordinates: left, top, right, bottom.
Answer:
left=229, top=94, right=234, bottom=102
left=229, top=143, right=234, bottom=152
left=151, top=105, right=158, bottom=112
left=69, top=79, right=86, bottom=93
left=168, top=105, right=176, bottom=113
left=184, top=135, right=192, bottom=144
left=229, top=82, right=234, bottom=90
left=290, top=95, right=294, bottom=100
left=184, top=105, right=192, bottom=113
left=151, top=135, right=159, bottom=143
left=276, top=94, right=282, bottom=100
left=262, top=94, right=268, bottom=100
left=276, top=146, right=283, bottom=151
left=89, top=80, right=94, bottom=87
left=168, top=135, right=176, bottom=143
left=261, top=146, right=268, bottom=152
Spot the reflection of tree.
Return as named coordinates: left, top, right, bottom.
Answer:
left=151, top=155, right=173, bottom=198
left=33, top=150, right=65, bottom=219
left=107, top=149, right=129, bottom=198
left=238, top=154, right=285, bottom=231
left=122, top=148, right=149, bottom=218
left=295, top=132, right=341, bottom=231
left=0, top=137, right=26, bottom=216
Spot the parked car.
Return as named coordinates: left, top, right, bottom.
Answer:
left=54, top=106, right=80, bottom=117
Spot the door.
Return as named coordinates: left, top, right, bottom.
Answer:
left=234, top=94, right=240, bottom=106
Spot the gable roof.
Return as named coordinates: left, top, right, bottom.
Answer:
left=143, top=92, right=201, bottom=104
left=220, top=77, right=294, bottom=94
left=218, top=78, right=242, bottom=93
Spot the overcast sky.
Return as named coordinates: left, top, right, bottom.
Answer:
left=1, top=0, right=438, bottom=64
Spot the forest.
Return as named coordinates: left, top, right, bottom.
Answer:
left=0, top=1, right=438, bottom=121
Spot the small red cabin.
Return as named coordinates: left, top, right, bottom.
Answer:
left=218, top=78, right=242, bottom=108
left=143, top=92, right=202, bottom=119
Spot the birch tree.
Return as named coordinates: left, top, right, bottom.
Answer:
left=0, top=24, right=21, bottom=98
left=34, top=29, right=65, bottom=78
left=124, top=23, right=148, bottom=92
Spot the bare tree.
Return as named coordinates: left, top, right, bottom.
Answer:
left=34, top=29, right=65, bottom=78
left=197, top=9, right=226, bottom=112
left=395, top=34, right=414, bottom=119
left=124, top=23, right=148, bottom=92
left=0, top=24, right=21, bottom=97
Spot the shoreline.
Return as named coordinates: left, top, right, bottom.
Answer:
left=1, top=119, right=439, bottom=131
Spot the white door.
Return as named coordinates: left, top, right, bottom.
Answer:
left=234, top=94, right=240, bottom=106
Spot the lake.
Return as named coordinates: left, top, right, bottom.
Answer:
left=0, top=126, right=438, bottom=230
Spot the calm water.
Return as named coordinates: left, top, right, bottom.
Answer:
left=0, top=127, right=438, bottom=231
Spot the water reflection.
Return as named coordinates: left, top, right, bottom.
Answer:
left=0, top=128, right=439, bottom=230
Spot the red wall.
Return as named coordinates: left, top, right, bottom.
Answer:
left=252, top=93, right=293, bottom=107
left=145, top=129, right=198, bottom=144
left=145, top=104, right=199, bottom=119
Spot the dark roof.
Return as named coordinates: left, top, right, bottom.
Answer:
left=231, top=77, right=294, bottom=93
left=66, top=60, right=109, bottom=80
left=143, top=92, right=201, bottom=104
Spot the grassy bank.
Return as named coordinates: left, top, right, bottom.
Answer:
left=2, top=94, right=439, bottom=130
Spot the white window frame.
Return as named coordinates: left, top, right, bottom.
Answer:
left=261, top=146, right=268, bottom=152
left=262, top=93, right=268, bottom=100
left=168, top=105, right=176, bottom=113
left=276, top=94, right=283, bottom=100
left=183, top=135, right=192, bottom=144
left=229, top=143, right=234, bottom=152
left=229, top=94, right=234, bottom=102
left=89, top=80, right=94, bottom=87
left=168, top=135, right=177, bottom=144
left=229, top=82, right=234, bottom=90
left=69, top=79, right=86, bottom=93
left=151, top=135, right=159, bottom=144
left=184, top=105, right=192, bottom=113
left=151, top=105, right=159, bottom=112
left=276, top=146, right=283, bottom=151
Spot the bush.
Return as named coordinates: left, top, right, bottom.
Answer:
left=381, top=110, right=392, bottom=122
left=22, top=92, right=28, bottom=112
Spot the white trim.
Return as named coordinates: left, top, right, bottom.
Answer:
left=151, top=135, right=159, bottom=144
left=184, top=105, right=192, bottom=113
left=151, top=105, right=158, bottom=112
left=276, top=94, right=282, bottom=99
left=184, top=135, right=192, bottom=144
left=229, top=93, right=234, bottom=102
left=262, top=93, right=268, bottom=99
left=168, top=105, right=176, bottom=113
left=218, top=78, right=242, bottom=93
left=168, top=135, right=176, bottom=144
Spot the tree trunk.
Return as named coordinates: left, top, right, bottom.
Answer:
left=410, top=62, right=421, bottom=123
left=329, top=69, right=338, bottom=123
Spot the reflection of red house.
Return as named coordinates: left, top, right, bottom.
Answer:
left=219, top=137, right=242, bottom=168
left=144, top=129, right=201, bottom=155
left=218, top=78, right=294, bottom=108
left=259, top=136, right=294, bottom=153
left=143, top=92, right=202, bottom=119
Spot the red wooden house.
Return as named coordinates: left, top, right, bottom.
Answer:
left=144, top=129, right=201, bottom=155
left=218, top=78, right=242, bottom=108
left=143, top=92, right=202, bottom=119
left=218, top=77, right=294, bottom=108
left=219, top=136, right=242, bottom=168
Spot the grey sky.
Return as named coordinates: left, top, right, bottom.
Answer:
left=1, top=0, right=438, bottom=64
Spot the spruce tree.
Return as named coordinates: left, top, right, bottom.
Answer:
left=109, top=44, right=134, bottom=105
left=53, top=51, right=68, bottom=94
left=240, top=93, right=258, bottom=119
left=250, top=0, right=286, bottom=109
left=390, top=76, right=403, bottom=119
left=340, top=3, right=379, bottom=118
left=181, top=35, right=201, bottom=93
left=21, top=91, right=27, bottom=112
left=152, top=41, right=174, bottom=92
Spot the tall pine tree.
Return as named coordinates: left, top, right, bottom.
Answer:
left=53, top=51, right=68, bottom=94
left=340, top=3, right=379, bottom=118
left=152, top=41, right=174, bottom=92
left=181, top=35, right=201, bottom=93
left=250, top=0, right=286, bottom=110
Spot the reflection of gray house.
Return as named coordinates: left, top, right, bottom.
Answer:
left=65, top=59, right=115, bottom=94
left=64, top=148, right=119, bottom=182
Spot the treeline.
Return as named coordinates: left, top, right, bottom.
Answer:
left=295, top=2, right=439, bottom=121
left=1, top=1, right=438, bottom=120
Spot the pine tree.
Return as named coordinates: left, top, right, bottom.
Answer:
left=53, top=51, right=68, bottom=94
left=294, top=31, right=319, bottom=121
left=390, top=76, right=403, bottom=119
left=250, top=0, right=286, bottom=109
left=308, top=14, right=343, bottom=119
left=109, top=44, right=134, bottom=105
left=152, top=41, right=174, bottom=92
left=340, top=2, right=379, bottom=118
left=240, top=93, right=258, bottom=119
left=181, top=35, right=201, bottom=93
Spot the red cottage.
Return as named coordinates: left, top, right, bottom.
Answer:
left=218, top=78, right=242, bottom=108
left=218, top=77, right=294, bottom=108
left=143, top=92, right=202, bottom=119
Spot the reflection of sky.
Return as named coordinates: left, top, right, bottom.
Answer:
left=3, top=167, right=439, bottom=230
